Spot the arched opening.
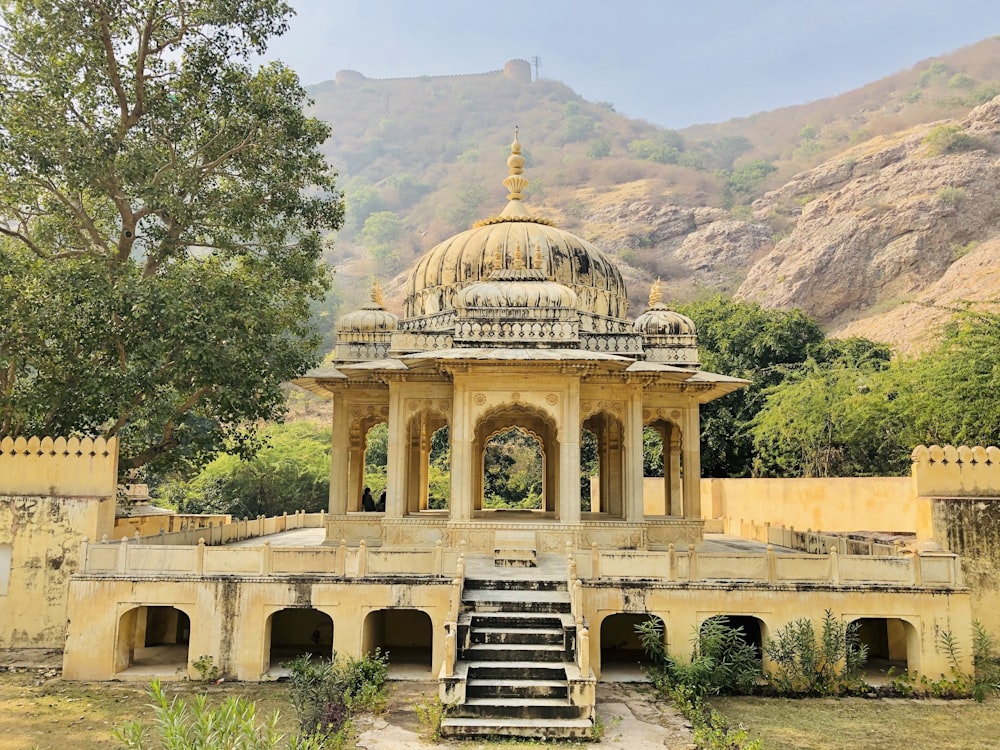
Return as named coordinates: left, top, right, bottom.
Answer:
left=852, top=617, right=913, bottom=681
left=363, top=608, right=433, bottom=678
left=115, top=605, right=190, bottom=675
left=701, top=615, right=766, bottom=660
left=363, top=422, right=388, bottom=511
left=404, top=412, right=450, bottom=514
left=483, top=427, right=543, bottom=510
left=582, top=412, right=625, bottom=518
left=580, top=428, right=598, bottom=512
left=600, top=613, right=664, bottom=681
left=473, top=404, right=558, bottom=517
left=644, top=419, right=682, bottom=516
left=266, top=608, right=334, bottom=672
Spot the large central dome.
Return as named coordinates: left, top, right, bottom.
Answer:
left=403, top=133, right=629, bottom=328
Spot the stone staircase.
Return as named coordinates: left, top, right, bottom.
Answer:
left=439, top=555, right=595, bottom=739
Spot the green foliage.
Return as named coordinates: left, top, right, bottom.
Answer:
left=677, top=297, right=825, bottom=477
left=587, top=137, right=612, bottom=159
left=113, top=679, right=325, bottom=750
left=482, top=427, right=543, bottom=509
left=191, top=655, right=220, bottom=682
left=922, top=124, right=976, bottom=155
left=0, top=0, right=342, bottom=475
left=717, top=160, right=777, bottom=205
left=693, top=709, right=762, bottom=750
left=563, top=114, right=596, bottom=143
left=414, top=697, right=451, bottom=742
left=937, top=185, right=966, bottom=206
left=444, top=182, right=489, bottom=227
left=360, top=211, right=403, bottom=264
left=764, top=610, right=867, bottom=696
left=704, top=136, right=753, bottom=171
left=285, top=650, right=388, bottom=741
left=156, top=421, right=331, bottom=517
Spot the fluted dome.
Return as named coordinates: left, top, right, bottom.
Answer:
left=335, top=303, right=399, bottom=334
left=456, top=276, right=578, bottom=311
left=634, top=307, right=696, bottom=336
left=333, top=281, right=397, bottom=362
left=403, top=133, right=628, bottom=329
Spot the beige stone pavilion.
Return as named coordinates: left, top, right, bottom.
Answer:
left=296, top=133, right=746, bottom=553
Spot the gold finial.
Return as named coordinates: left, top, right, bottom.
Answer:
left=512, top=241, right=526, bottom=271
left=648, top=279, right=663, bottom=307
left=371, top=278, right=384, bottom=307
left=492, top=242, right=503, bottom=272
left=503, top=126, right=528, bottom=201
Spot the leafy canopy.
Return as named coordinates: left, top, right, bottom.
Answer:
left=0, top=0, right=344, bottom=472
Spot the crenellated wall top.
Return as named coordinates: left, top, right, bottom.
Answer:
left=0, top=436, right=119, bottom=497
left=911, top=444, right=1000, bottom=497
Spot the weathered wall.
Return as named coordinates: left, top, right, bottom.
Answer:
left=701, top=477, right=920, bottom=534
left=931, top=498, right=1000, bottom=636
left=0, top=436, right=118, bottom=647
left=912, top=444, right=1000, bottom=497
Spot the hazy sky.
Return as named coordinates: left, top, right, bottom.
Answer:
left=266, top=0, right=1000, bottom=128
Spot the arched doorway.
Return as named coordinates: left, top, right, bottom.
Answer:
left=600, top=613, right=665, bottom=681
left=266, top=608, right=333, bottom=671
left=473, top=404, right=558, bottom=516
left=363, top=608, right=433, bottom=678
left=115, top=605, right=190, bottom=675
left=852, top=617, right=914, bottom=681
left=404, top=412, right=450, bottom=514
left=644, top=418, right=682, bottom=516
left=582, top=412, right=625, bottom=518
left=702, top=615, right=766, bottom=660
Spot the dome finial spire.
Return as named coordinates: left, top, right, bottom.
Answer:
left=512, top=241, right=526, bottom=271
left=649, top=279, right=663, bottom=307
left=503, top=125, right=528, bottom=201
left=371, top=278, right=384, bottom=307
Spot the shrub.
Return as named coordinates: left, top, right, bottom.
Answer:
left=923, top=124, right=976, bottom=155
left=113, top=679, right=325, bottom=750
left=764, top=610, right=867, bottom=695
left=286, top=649, right=389, bottom=738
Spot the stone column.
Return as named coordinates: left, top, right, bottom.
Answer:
left=329, top=392, right=350, bottom=515
left=668, top=433, right=682, bottom=516
left=418, top=414, right=431, bottom=511
left=386, top=382, right=407, bottom=518
left=558, top=381, right=581, bottom=525
left=449, top=379, right=473, bottom=521
left=623, top=388, right=645, bottom=523
left=681, top=405, right=701, bottom=519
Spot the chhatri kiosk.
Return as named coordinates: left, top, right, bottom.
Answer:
left=296, top=134, right=745, bottom=555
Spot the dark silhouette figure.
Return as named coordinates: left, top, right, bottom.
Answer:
left=375, top=490, right=386, bottom=512
left=361, top=487, right=375, bottom=512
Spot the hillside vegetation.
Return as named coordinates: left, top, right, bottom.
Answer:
left=310, top=37, right=1000, bottom=353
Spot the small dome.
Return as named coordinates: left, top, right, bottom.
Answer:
left=634, top=307, right=696, bottom=336
left=335, top=304, right=399, bottom=334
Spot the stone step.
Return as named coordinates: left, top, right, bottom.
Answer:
left=463, top=588, right=571, bottom=614
left=452, top=697, right=589, bottom=721
left=466, top=660, right=568, bottom=681
left=467, top=611, right=569, bottom=630
left=463, top=642, right=565, bottom=662
left=440, top=716, right=594, bottom=740
left=466, top=678, right=568, bottom=699
left=470, top=626, right=564, bottom=646
left=464, top=577, right=566, bottom=592
left=494, top=548, right=537, bottom=568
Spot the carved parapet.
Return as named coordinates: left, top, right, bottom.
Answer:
left=912, top=444, right=1000, bottom=497
left=0, top=436, right=118, bottom=497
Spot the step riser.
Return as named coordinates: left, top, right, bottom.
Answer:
left=470, top=615, right=564, bottom=629
left=452, top=705, right=590, bottom=720
left=467, top=685, right=568, bottom=699
left=468, top=666, right=567, bottom=680
left=464, top=647, right=563, bottom=662
left=465, top=579, right=566, bottom=592
left=466, top=601, right=571, bottom=614
left=441, top=724, right=593, bottom=740
left=471, top=631, right=564, bottom=646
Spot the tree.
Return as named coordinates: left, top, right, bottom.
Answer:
left=679, top=297, right=825, bottom=477
left=0, top=1, right=343, bottom=474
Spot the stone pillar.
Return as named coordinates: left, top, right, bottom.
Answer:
left=405, top=417, right=421, bottom=514
left=347, top=437, right=365, bottom=513
left=386, top=382, right=407, bottom=518
left=681, top=405, right=701, bottom=519
left=558, top=382, right=581, bottom=525
left=449, top=380, right=473, bottom=521
left=329, top=392, right=350, bottom=515
left=623, top=388, right=645, bottom=523
left=418, top=414, right=431, bottom=511
left=668, top=434, right=682, bottom=516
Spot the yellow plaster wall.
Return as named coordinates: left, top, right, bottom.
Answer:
left=0, top=435, right=119, bottom=648
left=0, top=436, right=118, bottom=497
left=701, top=477, right=918, bottom=533
left=912, top=444, right=1000, bottom=497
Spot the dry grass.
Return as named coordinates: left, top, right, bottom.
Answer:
left=711, top=695, right=1000, bottom=750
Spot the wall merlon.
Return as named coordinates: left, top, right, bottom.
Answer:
left=911, top=444, right=1000, bottom=497
left=0, top=436, right=118, bottom=497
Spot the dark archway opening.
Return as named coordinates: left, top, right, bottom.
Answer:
left=363, top=608, right=433, bottom=678
left=600, top=613, right=664, bottom=681
left=267, top=608, right=333, bottom=672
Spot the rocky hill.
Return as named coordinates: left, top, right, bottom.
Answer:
left=308, top=38, right=1000, bottom=353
